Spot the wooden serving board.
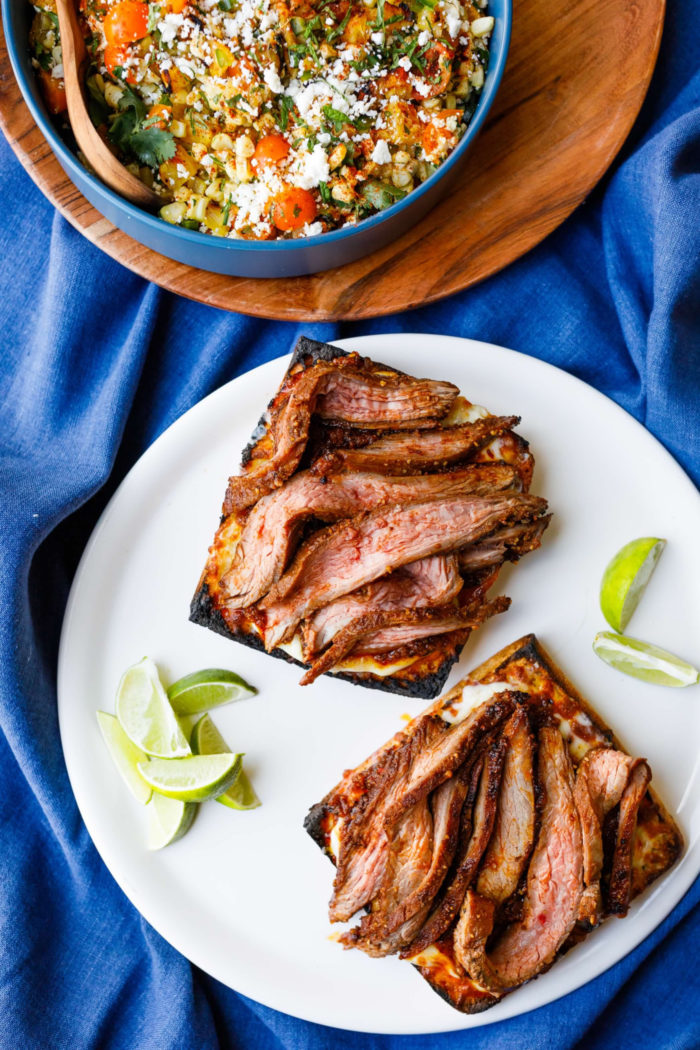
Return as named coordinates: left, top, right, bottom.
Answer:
left=0, top=0, right=664, bottom=322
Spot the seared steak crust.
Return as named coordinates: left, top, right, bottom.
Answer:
left=312, top=417, right=520, bottom=477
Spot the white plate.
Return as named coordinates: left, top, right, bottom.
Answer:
left=58, top=334, right=700, bottom=1035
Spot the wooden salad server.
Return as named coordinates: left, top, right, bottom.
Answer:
left=54, top=0, right=162, bottom=210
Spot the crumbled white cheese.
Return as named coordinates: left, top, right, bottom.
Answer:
left=417, top=29, right=431, bottom=46
left=370, top=139, right=392, bottom=165
left=263, top=66, right=284, bottom=94
left=446, top=11, right=462, bottom=37
left=293, top=144, right=330, bottom=189
left=158, top=12, right=185, bottom=44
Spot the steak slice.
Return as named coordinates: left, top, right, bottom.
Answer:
left=221, top=466, right=513, bottom=609
left=352, top=598, right=511, bottom=654
left=573, top=747, right=645, bottom=926
left=300, top=597, right=510, bottom=686
left=261, top=494, right=548, bottom=649
left=454, top=727, right=583, bottom=993
left=302, top=554, right=464, bottom=659
left=223, top=359, right=458, bottom=513
left=608, top=761, right=651, bottom=917
left=328, top=696, right=516, bottom=923
left=312, top=417, right=520, bottom=477
left=315, top=370, right=458, bottom=427
left=344, top=762, right=474, bottom=957
left=458, top=517, right=552, bottom=572
left=476, top=707, right=536, bottom=904
left=328, top=716, right=443, bottom=923
left=405, top=736, right=507, bottom=956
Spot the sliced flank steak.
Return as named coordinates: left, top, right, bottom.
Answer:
left=312, top=416, right=521, bottom=477
left=260, top=494, right=549, bottom=649
left=475, top=706, right=537, bottom=905
left=222, top=358, right=459, bottom=513
left=220, top=466, right=515, bottom=609
left=299, top=597, right=511, bottom=685
left=404, top=735, right=508, bottom=957
left=453, top=727, right=584, bottom=994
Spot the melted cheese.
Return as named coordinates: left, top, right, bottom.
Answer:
left=440, top=681, right=514, bottom=724
left=278, top=634, right=419, bottom=677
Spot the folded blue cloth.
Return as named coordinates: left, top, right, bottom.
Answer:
left=0, top=0, right=698, bottom=1043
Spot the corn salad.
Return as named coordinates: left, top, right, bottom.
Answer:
left=29, top=0, right=492, bottom=238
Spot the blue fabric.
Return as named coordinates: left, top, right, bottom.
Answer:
left=1, top=0, right=699, bottom=1042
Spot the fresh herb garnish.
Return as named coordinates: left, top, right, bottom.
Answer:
left=108, top=84, right=176, bottom=167
left=321, top=104, right=348, bottom=132
left=278, top=94, right=294, bottom=131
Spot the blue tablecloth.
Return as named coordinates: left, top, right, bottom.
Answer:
left=1, top=0, right=699, bottom=1043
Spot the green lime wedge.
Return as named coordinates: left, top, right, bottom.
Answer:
left=146, top=793, right=197, bottom=849
left=600, top=537, right=666, bottom=633
left=96, top=711, right=152, bottom=804
left=116, top=657, right=190, bottom=759
left=137, top=752, right=243, bottom=802
left=167, top=668, right=256, bottom=716
left=593, top=631, right=700, bottom=687
left=192, top=714, right=261, bottom=810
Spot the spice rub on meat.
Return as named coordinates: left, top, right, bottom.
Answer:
left=305, top=634, right=683, bottom=1014
left=192, top=337, right=550, bottom=695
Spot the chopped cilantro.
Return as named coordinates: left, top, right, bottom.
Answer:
left=278, top=94, right=294, bottom=131
left=108, top=84, right=176, bottom=167
left=322, top=104, right=348, bottom=132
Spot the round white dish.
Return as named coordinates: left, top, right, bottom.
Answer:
left=57, top=334, right=700, bottom=1034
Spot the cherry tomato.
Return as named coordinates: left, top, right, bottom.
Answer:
left=38, top=68, right=67, bottom=114
left=166, top=0, right=188, bottom=10
left=269, top=187, right=317, bottom=231
left=252, top=134, right=290, bottom=170
left=147, top=103, right=172, bottom=129
left=103, top=42, right=138, bottom=82
left=104, top=1, right=149, bottom=45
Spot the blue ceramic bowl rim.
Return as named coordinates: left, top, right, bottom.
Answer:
left=3, top=0, right=512, bottom=255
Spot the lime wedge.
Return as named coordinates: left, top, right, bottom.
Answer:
left=96, top=711, right=152, bottom=804
left=116, top=657, right=190, bottom=759
left=600, top=537, right=666, bottom=633
left=138, top=752, right=243, bottom=802
left=192, top=714, right=261, bottom=810
left=146, top=793, right=197, bottom=849
left=593, top=631, right=700, bottom=687
left=167, top=668, right=256, bottom=716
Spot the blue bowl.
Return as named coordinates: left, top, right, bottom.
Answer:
left=3, top=0, right=511, bottom=278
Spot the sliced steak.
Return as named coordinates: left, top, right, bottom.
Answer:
left=476, top=707, right=536, bottom=904
left=344, top=761, right=474, bottom=956
left=608, top=760, right=651, bottom=917
left=302, top=554, right=464, bottom=659
left=404, top=736, right=507, bottom=956
left=353, top=597, right=511, bottom=654
left=223, top=360, right=458, bottom=513
left=454, top=727, right=583, bottom=993
left=315, top=370, right=458, bottom=427
left=221, top=467, right=511, bottom=608
left=328, top=716, right=442, bottom=923
left=328, top=696, right=516, bottom=923
left=261, top=494, right=548, bottom=649
left=300, top=597, right=510, bottom=685
left=573, top=747, right=647, bottom=925
left=312, top=417, right=520, bottom=476
left=458, top=517, right=552, bottom=572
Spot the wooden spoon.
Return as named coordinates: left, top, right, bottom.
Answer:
left=55, top=0, right=162, bottom=211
